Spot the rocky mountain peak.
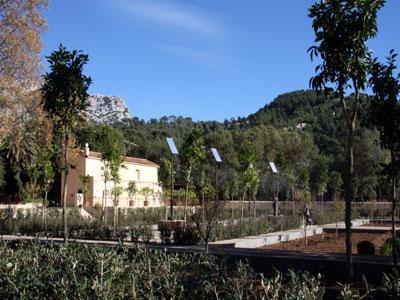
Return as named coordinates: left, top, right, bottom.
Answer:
left=86, top=94, right=132, bottom=124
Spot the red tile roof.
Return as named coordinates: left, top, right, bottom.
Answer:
left=83, top=151, right=159, bottom=168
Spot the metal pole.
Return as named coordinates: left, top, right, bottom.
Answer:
left=215, top=162, right=219, bottom=218
left=170, top=155, right=174, bottom=220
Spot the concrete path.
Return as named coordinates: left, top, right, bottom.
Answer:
left=210, top=219, right=372, bottom=249
left=210, top=225, right=323, bottom=248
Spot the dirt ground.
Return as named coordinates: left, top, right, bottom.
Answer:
left=361, top=223, right=393, bottom=227
left=262, top=232, right=391, bottom=254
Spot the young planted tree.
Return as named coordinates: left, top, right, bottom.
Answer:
left=180, top=128, right=206, bottom=221
left=97, top=125, right=126, bottom=224
left=308, top=0, right=384, bottom=280
left=79, top=175, right=91, bottom=209
left=111, top=185, right=123, bottom=230
left=298, top=170, right=312, bottom=246
left=38, top=150, right=55, bottom=227
left=41, top=44, right=92, bottom=242
left=244, top=164, right=260, bottom=218
left=26, top=165, right=40, bottom=202
left=109, top=154, right=125, bottom=231
left=190, top=198, right=221, bottom=252
left=127, top=182, right=138, bottom=207
left=330, top=171, right=344, bottom=238
left=368, top=50, right=400, bottom=271
left=159, top=157, right=172, bottom=220
left=315, top=161, right=329, bottom=224
left=140, top=187, right=154, bottom=207
left=230, top=171, right=240, bottom=198
left=237, top=142, right=257, bottom=220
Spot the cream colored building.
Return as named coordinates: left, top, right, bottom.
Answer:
left=63, top=144, right=163, bottom=208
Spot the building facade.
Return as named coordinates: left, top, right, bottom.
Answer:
left=62, top=144, right=163, bottom=208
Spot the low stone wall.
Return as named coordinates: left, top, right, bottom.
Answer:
left=223, top=201, right=392, bottom=211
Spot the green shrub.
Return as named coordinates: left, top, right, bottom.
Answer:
left=379, top=237, right=400, bottom=256
left=0, top=241, right=328, bottom=299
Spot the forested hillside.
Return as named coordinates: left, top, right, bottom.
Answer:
left=76, top=90, right=388, bottom=203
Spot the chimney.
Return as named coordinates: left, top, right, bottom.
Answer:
left=84, top=143, right=89, bottom=157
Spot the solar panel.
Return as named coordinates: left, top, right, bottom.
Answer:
left=211, top=148, right=222, bottom=163
left=166, top=137, right=179, bottom=155
left=269, top=161, right=278, bottom=174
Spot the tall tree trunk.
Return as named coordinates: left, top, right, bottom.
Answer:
left=391, top=149, right=398, bottom=271
left=43, top=190, right=48, bottom=231
left=248, top=191, right=251, bottom=217
left=340, top=85, right=357, bottom=282
left=292, top=186, right=295, bottom=215
left=62, top=132, right=69, bottom=243
left=113, top=185, right=117, bottom=233
left=184, top=181, right=189, bottom=222
left=184, top=166, right=191, bottom=222
left=344, top=116, right=355, bottom=281
left=253, top=196, right=256, bottom=218
left=241, top=190, right=245, bottom=220
left=102, top=177, right=107, bottom=225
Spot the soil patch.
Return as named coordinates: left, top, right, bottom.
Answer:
left=262, top=232, right=391, bottom=254
left=361, top=223, right=393, bottom=228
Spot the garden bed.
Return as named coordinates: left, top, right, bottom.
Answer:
left=261, top=232, right=391, bottom=254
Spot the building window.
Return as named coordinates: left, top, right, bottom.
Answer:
left=136, top=170, right=140, bottom=181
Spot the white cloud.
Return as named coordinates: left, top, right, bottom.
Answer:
left=158, top=44, right=231, bottom=73
left=112, top=0, right=223, bottom=36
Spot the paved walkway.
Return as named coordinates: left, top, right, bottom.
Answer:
left=210, top=219, right=373, bottom=249
left=210, top=225, right=323, bottom=248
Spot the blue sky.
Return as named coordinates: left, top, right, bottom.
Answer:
left=42, top=0, right=400, bottom=121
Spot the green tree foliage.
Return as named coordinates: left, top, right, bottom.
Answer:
left=79, top=175, right=91, bottom=208
left=109, top=151, right=125, bottom=230
left=0, top=157, right=5, bottom=191
left=308, top=0, right=384, bottom=281
left=92, top=125, right=126, bottom=224
left=126, top=182, right=138, bottom=206
left=180, top=128, right=206, bottom=220
left=0, top=127, right=38, bottom=194
left=368, top=50, right=400, bottom=271
left=41, top=44, right=92, bottom=242
left=244, top=164, right=260, bottom=217
left=71, top=88, right=390, bottom=208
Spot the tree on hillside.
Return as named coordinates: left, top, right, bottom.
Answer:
left=308, top=0, right=384, bottom=280
left=0, top=0, right=48, bottom=141
left=41, top=44, right=92, bottom=242
left=368, top=50, right=400, bottom=271
left=180, top=128, right=206, bottom=221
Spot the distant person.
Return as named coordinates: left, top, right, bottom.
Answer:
left=303, top=205, right=312, bottom=226
left=273, top=196, right=280, bottom=215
